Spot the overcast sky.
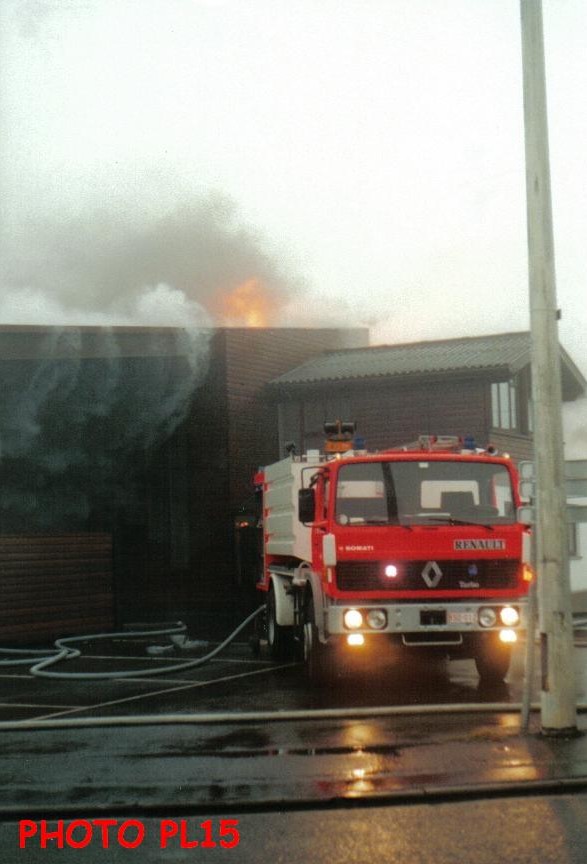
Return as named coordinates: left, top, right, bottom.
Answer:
left=0, top=0, right=585, bottom=450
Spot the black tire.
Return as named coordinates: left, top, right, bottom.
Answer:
left=303, top=594, right=334, bottom=683
left=267, top=585, right=293, bottom=660
left=474, top=634, right=512, bottom=682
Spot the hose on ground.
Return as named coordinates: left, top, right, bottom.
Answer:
left=1, top=700, right=587, bottom=732
left=0, top=608, right=264, bottom=680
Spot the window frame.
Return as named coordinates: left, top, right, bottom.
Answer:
left=490, top=379, right=518, bottom=432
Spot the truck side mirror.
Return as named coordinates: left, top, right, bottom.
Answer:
left=298, top=488, right=316, bottom=523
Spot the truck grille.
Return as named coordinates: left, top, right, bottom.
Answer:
left=336, top=560, right=519, bottom=592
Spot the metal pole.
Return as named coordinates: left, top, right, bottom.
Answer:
left=521, top=562, right=537, bottom=732
left=519, top=0, right=577, bottom=733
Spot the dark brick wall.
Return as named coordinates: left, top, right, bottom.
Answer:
left=277, top=374, right=496, bottom=453
left=277, top=373, right=537, bottom=478
left=277, top=373, right=535, bottom=466
left=113, top=335, right=233, bottom=623
left=0, top=533, right=113, bottom=643
left=349, top=375, right=490, bottom=451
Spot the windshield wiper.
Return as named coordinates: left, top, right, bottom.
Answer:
left=362, top=519, right=413, bottom=530
left=423, top=516, right=494, bottom=530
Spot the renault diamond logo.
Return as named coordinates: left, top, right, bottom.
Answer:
left=422, top=560, right=443, bottom=588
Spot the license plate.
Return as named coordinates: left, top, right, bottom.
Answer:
left=447, top=611, right=476, bottom=624
left=420, top=610, right=446, bottom=626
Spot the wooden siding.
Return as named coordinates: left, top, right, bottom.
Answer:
left=348, top=376, right=489, bottom=451
left=0, top=533, right=114, bottom=643
left=487, top=431, right=534, bottom=463
left=278, top=373, right=535, bottom=466
left=279, top=375, right=491, bottom=453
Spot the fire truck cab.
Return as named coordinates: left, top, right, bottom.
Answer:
left=251, top=425, right=532, bottom=682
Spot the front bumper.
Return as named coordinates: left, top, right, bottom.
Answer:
left=326, top=600, right=528, bottom=635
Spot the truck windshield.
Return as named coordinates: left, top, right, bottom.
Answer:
left=335, top=460, right=515, bottom=526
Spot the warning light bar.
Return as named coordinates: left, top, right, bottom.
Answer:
left=391, top=435, right=500, bottom=455
left=398, top=435, right=463, bottom=452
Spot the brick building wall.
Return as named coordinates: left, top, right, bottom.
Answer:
left=349, top=375, right=490, bottom=451
left=275, top=374, right=500, bottom=456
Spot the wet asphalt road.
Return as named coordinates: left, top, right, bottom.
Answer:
left=1, top=636, right=587, bottom=861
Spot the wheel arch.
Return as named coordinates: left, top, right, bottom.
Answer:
left=268, top=573, right=295, bottom=627
left=302, top=570, right=327, bottom=642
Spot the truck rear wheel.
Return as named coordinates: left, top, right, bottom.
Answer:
left=303, top=595, right=334, bottom=683
left=267, top=585, right=293, bottom=660
left=473, top=634, right=512, bottom=682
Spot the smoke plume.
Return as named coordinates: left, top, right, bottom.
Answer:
left=0, top=193, right=303, bottom=327
left=0, top=192, right=305, bottom=530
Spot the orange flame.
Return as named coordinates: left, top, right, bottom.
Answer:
left=222, top=278, right=275, bottom=327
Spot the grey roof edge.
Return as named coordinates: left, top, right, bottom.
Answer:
left=559, top=344, right=587, bottom=397
left=267, top=363, right=513, bottom=392
left=305, top=329, right=530, bottom=362
left=265, top=348, right=343, bottom=385
left=268, top=330, right=531, bottom=387
left=267, top=330, right=586, bottom=396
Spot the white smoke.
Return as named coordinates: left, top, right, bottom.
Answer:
left=0, top=282, right=210, bottom=329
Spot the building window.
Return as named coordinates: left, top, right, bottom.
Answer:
left=491, top=380, right=518, bottom=431
left=569, top=522, right=579, bottom=558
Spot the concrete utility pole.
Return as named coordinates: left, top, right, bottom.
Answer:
left=519, top=0, right=577, bottom=733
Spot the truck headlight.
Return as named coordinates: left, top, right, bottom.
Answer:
left=344, top=609, right=363, bottom=630
left=500, top=606, right=519, bottom=627
left=366, top=609, right=387, bottom=630
left=479, top=607, right=497, bottom=628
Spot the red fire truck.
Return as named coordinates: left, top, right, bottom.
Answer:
left=252, top=425, right=532, bottom=681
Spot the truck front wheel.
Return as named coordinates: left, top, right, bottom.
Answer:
left=473, top=633, right=512, bottom=682
left=303, top=595, right=334, bottom=683
left=267, top=585, right=293, bottom=660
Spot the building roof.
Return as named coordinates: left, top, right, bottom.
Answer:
left=269, top=331, right=586, bottom=398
